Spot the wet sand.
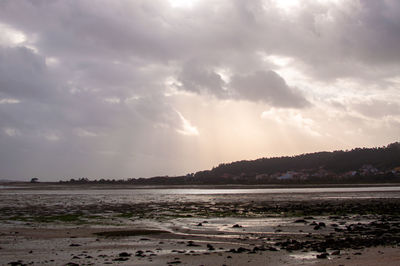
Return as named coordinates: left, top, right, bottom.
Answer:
left=1, top=185, right=400, bottom=265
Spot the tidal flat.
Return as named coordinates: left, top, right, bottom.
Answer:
left=0, top=185, right=400, bottom=265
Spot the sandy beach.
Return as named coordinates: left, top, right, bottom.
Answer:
left=1, top=185, right=400, bottom=265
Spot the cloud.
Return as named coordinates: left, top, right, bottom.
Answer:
left=74, top=128, right=99, bottom=138
left=0, top=46, right=53, bottom=100
left=261, top=108, right=321, bottom=137
left=0, top=98, right=20, bottom=104
left=0, top=0, right=399, bottom=180
left=0, top=22, right=26, bottom=46
left=3, top=127, right=20, bottom=137
left=231, top=70, right=309, bottom=108
left=178, top=61, right=227, bottom=98
left=353, top=99, right=400, bottom=119
left=177, top=64, right=309, bottom=108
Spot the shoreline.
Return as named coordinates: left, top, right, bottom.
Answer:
left=2, top=182, right=400, bottom=190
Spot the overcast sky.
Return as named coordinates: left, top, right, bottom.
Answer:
left=1, top=0, right=399, bottom=181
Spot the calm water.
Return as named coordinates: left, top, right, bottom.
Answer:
left=1, top=186, right=400, bottom=208
left=1, top=186, right=400, bottom=195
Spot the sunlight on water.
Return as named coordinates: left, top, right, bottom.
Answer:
left=2, top=186, right=400, bottom=195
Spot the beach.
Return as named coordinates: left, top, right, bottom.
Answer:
left=1, top=185, right=400, bottom=265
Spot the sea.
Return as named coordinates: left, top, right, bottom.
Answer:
left=1, top=185, right=400, bottom=208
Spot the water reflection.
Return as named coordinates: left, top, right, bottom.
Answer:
left=2, top=186, right=400, bottom=195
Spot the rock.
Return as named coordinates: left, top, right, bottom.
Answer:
left=229, top=247, right=250, bottom=253
left=187, top=241, right=200, bottom=247
left=232, top=224, right=242, bottom=228
left=294, top=219, right=307, bottom=223
left=331, top=250, right=340, bottom=255
left=237, top=247, right=250, bottom=253
left=69, top=244, right=81, bottom=247
left=119, top=252, right=131, bottom=257
left=207, top=244, right=215, bottom=250
left=197, top=223, right=202, bottom=226
left=113, top=257, right=129, bottom=261
left=8, top=262, right=26, bottom=266
left=135, top=250, right=145, bottom=257
left=316, top=252, right=329, bottom=259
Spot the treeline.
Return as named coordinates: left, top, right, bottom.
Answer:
left=200, top=142, right=400, bottom=177
left=60, top=142, right=400, bottom=185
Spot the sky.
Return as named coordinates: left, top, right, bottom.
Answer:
left=0, top=0, right=400, bottom=181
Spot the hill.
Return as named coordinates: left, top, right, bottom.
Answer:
left=196, top=142, right=400, bottom=180
left=60, top=142, right=400, bottom=185
left=195, top=142, right=400, bottom=183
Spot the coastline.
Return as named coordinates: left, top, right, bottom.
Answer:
left=2, top=182, right=400, bottom=190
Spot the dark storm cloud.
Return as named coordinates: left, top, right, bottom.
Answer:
left=177, top=61, right=308, bottom=107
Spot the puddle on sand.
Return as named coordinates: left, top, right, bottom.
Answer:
left=170, top=217, right=314, bottom=238
left=290, top=251, right=327, bottom=261
left=153, top=248, right=228, bottom=255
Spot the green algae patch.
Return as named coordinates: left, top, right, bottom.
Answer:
left=33, top=214, right=83, bottom=223
left=94, top=229, right=170, bottom=238
left=4, top=214, right=83, bottom=223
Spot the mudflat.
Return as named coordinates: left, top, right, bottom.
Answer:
left=0, top=185, right=399, bottom=265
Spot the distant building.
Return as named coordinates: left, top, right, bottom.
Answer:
left=277, top=171, right=295, bottom=180
left=360, top=164, right=379, bottom=175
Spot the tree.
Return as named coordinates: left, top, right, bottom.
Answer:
left=30, top=177, right=39, bottom=183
